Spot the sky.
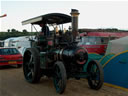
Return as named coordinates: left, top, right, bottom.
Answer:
left=1, top=1, right=128, bottom=32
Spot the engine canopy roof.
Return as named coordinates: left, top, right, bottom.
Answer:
left=22, top=13, right=71, bottom=25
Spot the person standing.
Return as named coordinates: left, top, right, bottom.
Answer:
left=39, top=23, right=50, bottom=36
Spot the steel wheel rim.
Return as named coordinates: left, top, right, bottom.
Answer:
left=24, top=51, right=35, bottom=81
left=54, top=65, right=62, bottom=92
left=89, top=63, right=100, bottom=86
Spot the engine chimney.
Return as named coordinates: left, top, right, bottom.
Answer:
left=70, top=9, right=80, bottom=39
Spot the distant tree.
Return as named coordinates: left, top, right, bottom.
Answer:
left=11, top=28, right=16, bottom=32
left=23, top=29, right=28, bottom=32
left=16, top=30, right=20, bottom=32
left=22, top=29, right=28, bottom=35
left=7, top=29, right=10, bottom=32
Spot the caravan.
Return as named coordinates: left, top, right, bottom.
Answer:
left=4, top=36, right=35, bottom=56
left=0, top=40, right=4, bottom=47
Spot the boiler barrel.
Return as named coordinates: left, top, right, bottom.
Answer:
left=60, top=46, right=88, bottom=65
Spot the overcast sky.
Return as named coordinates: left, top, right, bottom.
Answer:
left=1, top=1, right=128, bottom=32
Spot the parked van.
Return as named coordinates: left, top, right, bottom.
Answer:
left=4, top=36, right=35, bottom=56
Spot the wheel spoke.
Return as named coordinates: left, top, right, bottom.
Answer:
left=25, top=54, right=34, bottom=79
left=26, top=62, right=30, bottom=70
left=58, top=80, right=62, bottom=87
left=27, top=71, right=32, bottom=78
left=29, top=54, right=33, bottom=65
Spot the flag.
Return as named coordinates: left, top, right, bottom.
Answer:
left=0, top=14, right=7, bottom=18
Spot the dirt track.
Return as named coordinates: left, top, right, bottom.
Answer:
left=0, top=66, right=128, bottom=96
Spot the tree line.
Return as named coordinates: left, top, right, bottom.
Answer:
left=0, top=29, right=36, bottom=40
left=1, top=28, right=128, bottom=40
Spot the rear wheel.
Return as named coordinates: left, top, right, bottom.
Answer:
left=53, top=61, right=67, bottom=94
left=23, top=48, right=42, bottom=83
left=87, top=60, right=104, bottom=90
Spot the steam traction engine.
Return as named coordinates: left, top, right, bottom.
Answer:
left=22, top=9, right=104, bottom=94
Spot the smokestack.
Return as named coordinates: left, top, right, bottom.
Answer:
left=70, top=9, right=80, bottom=39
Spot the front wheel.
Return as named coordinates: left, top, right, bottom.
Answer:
left=87, top=60, right=104, bottom=90
left=53, top=61, right=67, bottom=94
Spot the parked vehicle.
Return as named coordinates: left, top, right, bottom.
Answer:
left=22, top=9, right=104, bottom=94
left=0, top=47, right=23, bottom=67
left=0, top=40, right=4, bottom=47
left=79, top=32, right=128, bottom=55
left=4, top=36, right=34, bottom=56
